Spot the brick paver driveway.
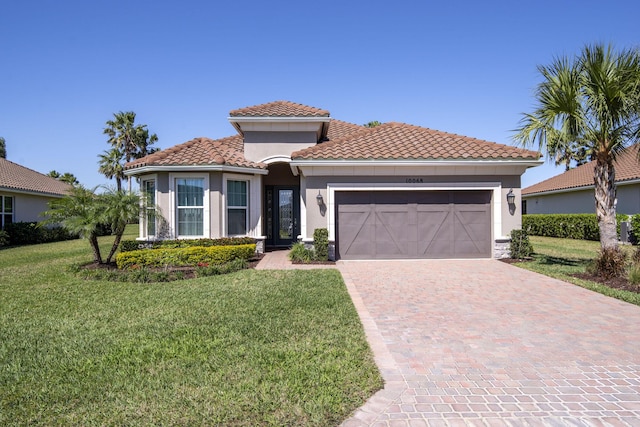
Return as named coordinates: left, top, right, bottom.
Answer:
left=338, top=259, right=640, bottom=427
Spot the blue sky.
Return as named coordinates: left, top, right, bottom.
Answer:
left=1, top=0, right=638, bottom=189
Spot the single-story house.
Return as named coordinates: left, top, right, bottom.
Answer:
left=522, top=144, right=640, bottom=215
left=0, top=157, right=72, bottom=228
left=124, top=101, right=541, bottom=260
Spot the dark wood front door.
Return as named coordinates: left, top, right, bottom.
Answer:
left=265, top=186, right=300, bottom=247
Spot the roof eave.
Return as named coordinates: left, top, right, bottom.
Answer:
left=0, top=186, right=68, bottom=198
left=522, top=177, right=640, bottom=197
left=290, top=159, right=543, bottom=167
left=124, top=164, right=269, bottom=176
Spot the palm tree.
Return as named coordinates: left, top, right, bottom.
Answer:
left=60, top=173, right=79, bottom=186
left=42, top=186, right=104, bottom=263
left=364, top=120, right=382, bottom=128
left=515, top=44, right=640, bottom=250
left=98, top=148, right=125, bottom=191
left=101, top=188, right=141, bottom=264
left=0, top=137, right=6, bottom=159
left=103, top=111, right=158, bottom=191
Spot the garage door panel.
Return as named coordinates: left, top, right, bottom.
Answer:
left=337, top=191, right=491, bottom=259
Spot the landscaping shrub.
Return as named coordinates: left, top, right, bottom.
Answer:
left=630, top=214, right=640, bottom=244
left=509, top=229, right=533, bottom=259
left=628, top=265, right=640, bottom=286
left=3, top=222, right=77, bottom=246
left=591, top=247, right=626, bottom=279
left=523, top=214, right=627, bottom=241
left=313, top=228, right=329, bottom=261
left=0, top=230, right=9, bottom=247
left=119, top=236, right=255, bottom=252
left=288, top=242, right=315, bottom=263
left=115, top=244, right=256, bottom=269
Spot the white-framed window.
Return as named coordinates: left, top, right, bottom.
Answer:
left=169, top=173, right=210, bottom=239
left=1, top=195, right=13, bottom=229
left=141, top=179, right=156, bottom=238
left=226, top=179, right=248, bottom=236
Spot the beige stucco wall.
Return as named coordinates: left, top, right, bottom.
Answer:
left=523, top=183, right=640, bottom=215
left=1, top=191, right=60, bottom=223
left=243, top=131, right=317, bottom=163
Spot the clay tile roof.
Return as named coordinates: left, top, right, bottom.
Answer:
left=229, top=100, right=330, bottom=117
left=0, top=158, right=72, bottom=196
left=326, top=119, right=364, bottom=140
left=125, top=135, right=266, bottom=170
left=523, top=144, right=640, bottom=195
left=292, top=122, right=540, bottom=161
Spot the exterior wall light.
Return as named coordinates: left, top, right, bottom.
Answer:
left=316, top=191, right=324, bottom=206
left=506, top=189, right=515, bottom=206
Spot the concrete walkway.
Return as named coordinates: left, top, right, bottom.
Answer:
left=337, top=260, right=640, bottom=427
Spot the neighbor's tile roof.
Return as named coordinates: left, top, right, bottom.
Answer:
left=124, top=135, right=267, bottom=171
left=229, top=100, right=330, bottom=117
left=522, top=144, right=640, bottom=195
left=0, top=158, right=71, bottom=196
left=292, top=122, right=540, bottom=161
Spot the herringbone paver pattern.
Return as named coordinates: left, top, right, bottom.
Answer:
left=338, top=260, right=640, bottom=427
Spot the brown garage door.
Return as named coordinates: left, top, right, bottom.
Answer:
left=336, top=191, right=492, bottom=259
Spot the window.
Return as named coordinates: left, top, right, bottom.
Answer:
left=142, top=179, right=156, bottom=237
left=1, top=195, right=13, bottom=229
left=176, top=178, right=204, bottom=236
left=227, top=180, right=247, bottom=235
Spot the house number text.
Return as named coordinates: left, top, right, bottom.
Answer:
left=405, top=178, right=424, bottom=183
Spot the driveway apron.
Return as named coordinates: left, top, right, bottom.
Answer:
left=338, top=259, right=640, bottom=427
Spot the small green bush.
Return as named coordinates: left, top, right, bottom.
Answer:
left=630, top=214, right=640, bottom=244
left=628, top=265, right=640, bottom=286
left=119, top=237, right=256, bottom=252
left=0, top=230, right=9, bottom=247
left=313, top=228, right=329, bottom=261
left=115, top=244, right=256, bottom=269
left=509, top=229, right=533, bottom=259
left=592, top=247, right=626, bottom=279
left=288, top=242, right=315, bottom=263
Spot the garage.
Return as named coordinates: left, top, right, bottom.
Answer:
left=336, top=190, right=492, bottom=260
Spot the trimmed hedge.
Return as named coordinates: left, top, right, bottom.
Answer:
left=120, top=237, right=256, bottom=253
left=3, top=222, right=78, bottom=246
left=522, top=214, right=628, bottom=241
left=115, top=244, right=256, bottom=269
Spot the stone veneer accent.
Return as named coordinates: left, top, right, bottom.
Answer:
left=494, top=238, right=510, bottom=259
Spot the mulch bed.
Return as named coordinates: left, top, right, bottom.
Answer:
left=499, top=258, right=639, bottom=294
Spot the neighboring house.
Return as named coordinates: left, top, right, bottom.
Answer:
left=124, top=100, right=541, bottom=260
left=0, top=158, right=72, bottom=228
left=522, top=144, right=640, bottom=215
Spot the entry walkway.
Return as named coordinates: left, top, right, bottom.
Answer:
left=337, top=259, right=640, bottom=427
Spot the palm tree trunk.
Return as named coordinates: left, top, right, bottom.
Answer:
left=594, top=156, right=618, bottom=249
left=105, top=226, right=125, bottom=264
left=89, top=233, right=103, bottom=264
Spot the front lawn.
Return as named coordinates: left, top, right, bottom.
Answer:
left=0, top=232, right=382, bottom=426
left=513, top=236, right=640, bottom=306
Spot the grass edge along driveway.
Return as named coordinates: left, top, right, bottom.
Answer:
left=513, top=236, right=640, bottom=306
left=0, top=237, right=383, bottom=426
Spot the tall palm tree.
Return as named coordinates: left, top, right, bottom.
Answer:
left=103, top=111, right=158, bottom=191
left=98, top=148, right=125, bottom=191
left=515, top=44, right=640, bottom=250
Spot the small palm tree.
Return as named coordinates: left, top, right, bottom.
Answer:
left=101, top=188, right=141, bottom=264
left=515, top=43, right=640, bottom=250
left=42, top=186, right=104, bottom=263
left=98, top=148, right=125, bottom=191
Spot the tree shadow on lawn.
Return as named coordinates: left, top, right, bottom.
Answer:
left=535, top=254, right=591, bottom=267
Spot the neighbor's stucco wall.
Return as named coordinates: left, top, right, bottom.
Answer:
left=523, top=184, right=640, bottom=215
left=243, top=131, right=317, bottom=163
left=1, top=191, right=60, bottom=223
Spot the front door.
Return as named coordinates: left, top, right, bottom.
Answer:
left=265, top=186, right=300, bottom=247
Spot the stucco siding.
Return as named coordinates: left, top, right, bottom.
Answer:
left=523, top=183, right=640, bottom=215
left=243, top=131, right=317, bottom=162
left=10, top=192, right=56, bottom=223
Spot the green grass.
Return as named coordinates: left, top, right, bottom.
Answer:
left=0, top=226, right=382, bottom=426
left=514, top=236, right=640, bottom=306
